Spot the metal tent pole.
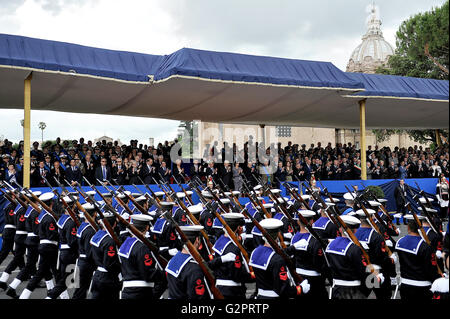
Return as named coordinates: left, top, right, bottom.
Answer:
left=359, top=99, right=367, bottom=180
left=23, top=73, right=32, bottom=188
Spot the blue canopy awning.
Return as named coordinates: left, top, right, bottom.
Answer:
left=0, top=33, right=448, bottom=129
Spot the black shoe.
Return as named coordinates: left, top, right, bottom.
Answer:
left=396, top=219, right=400, bottom=226
left=403, top=218, right=408, bottom=225
left=37, top=281, right=46, bottom=289
left=5, top=287, right=19, bottom=299
left=0, top=281, right=7, bottom=291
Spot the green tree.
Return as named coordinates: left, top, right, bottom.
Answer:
left=374, top=1, right=449, bottom=145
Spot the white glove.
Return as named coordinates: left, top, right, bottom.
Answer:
left=377, top=273, right=385, bottom=285
left=361, top=242, right=369, bottom=250
left=436, top=250, right=443, bottom=259
left=396, top=228, right=401, bottom=235
left=293, top=239, right=308, bottom=250
left=300, top=279, right=310, bottom=294
left=284, top=232, right=293, bottom=239
left=390, top=277, right=398, bottom=285
left=118, top=273, right=123, bottom=281
left=221, top=252, right=236, bottom=263
left=390, top=253, right=398, bottom=264
left=168, top=248, right=178, bottom=256
left=385, top=240, right=393, bottom=248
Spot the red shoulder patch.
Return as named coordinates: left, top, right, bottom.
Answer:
left=144, top=254, right=153, bottom=266
left=279, top=266, right=287, bottom=281
left=49, top=223, right=55, bottom=231
left=234, top=255, right=241, bottom=269
left=195, top=279, right=205, bottom=295
left=19, top=215, right=25, bottom=222
left=71, top=227, right=77, bottom=236
left=206, top=218, right=212, bottom=227
left=107, top=245, right=116, bottom=257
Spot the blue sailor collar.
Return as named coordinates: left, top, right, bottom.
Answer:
left=76, top=222, right=92, bottom=238
left=355, top=227, right=374, bottom=245
left=212, top=235, right=232, bottom=255
left=118, top=237, right=139, bottom=259
left=13, top=203, right=23, bottom=214
left=395, top=235, right=424, bottom=255
left=422, top=226, right=432, bottom=236
left=246, top=206, right=258, bottom=218
left=152, top=218, right=167, bottom=234
left=90, top=230, right=109, bottom=247
left=212, top=217, right=223, bottom=229
left=325, top=237, right=353, bottom=256
left=251, top=225, right=262, bottom=236
left=249, top=245, right=275, bottom=270
left=342, top=207, right=354, bottom=215
left=273, top=213, right=285, bottom=221
left=24, top=206, right=35, bottom=218
left=165, top=251, right=194, bottom=278
left=37, top=209, right=53, bottom=223
left=291, top=232, right=312, bottom=250
left=312, top=216, right=330, bottom=230
left=57, top=214, right=71, bottom=229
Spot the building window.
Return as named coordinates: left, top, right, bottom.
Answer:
left=276, top=126, right=291, bottom=137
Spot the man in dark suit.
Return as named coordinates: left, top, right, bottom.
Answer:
left=31, top=160, right=49, bottom=187
left=111, top=157, right=126, bottom=185
left=394, top=179, right=409, bottom=225
left=95, top=157, right=111, bottom=185
left=65, top=159, right=82, bottom=186
left=140, top=158, right=156, bottom=184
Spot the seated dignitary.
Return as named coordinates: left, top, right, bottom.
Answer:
left=165, top=225, right=212, bottom=299
left=325, top=215, right=384, bottom=299
left=118, top=214, right=165, bottom=299
left=249, top=218, right=310, bottom=299
left=208, top=213, right=254, bottom=298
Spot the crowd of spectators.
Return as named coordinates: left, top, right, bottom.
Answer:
left=0, top=137, right=448, bottom=191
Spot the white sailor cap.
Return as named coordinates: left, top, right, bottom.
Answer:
left=202, top=191, right=214, bottom=199
left=185, top=191, right=193, bottom=196
left=299, top=195, right=310, bottom=200
left=354, top=209, right=376, bottom=217
left=160, top=201, right=175, bottom=208
left=135, top=196, right=147, bottom=202
left=224, top=192, right=232, bottom=196
left=154, top=191, right=165, bottom=197
left=270, top=189, right=282, bottom=194
left=263, top=203, right=274, bottom=209
left=418, top=207, right=438, bottom=213
left=101, top=192, right=113, bottom=198
left=232, top=191, right=240, bottom=196
left=82, top=202, right=95, bottom=211
left=130, top=214, right=153, bottom=225
left=253, top=185, right=263, bottom=190
left=404, top=214, right=426, bottom=221
left=176, top=192, right=186, bottom=198
left=23, top=190, right=42, bottom=197
left=378, top=199, right=388, bottom=203
left=259, top=218, right=283, bottom=230
left=343, top=192, right=355, bottom=200
left=366, top=200, right=382, bottom=207
left=62, top=196, right=74, bottom=203
left=340, top=215, right=361, bottom=227
left=187, top=204, right=203, bottom=214
left=219, top=198, right=230, bottom=204
left=419, top=197, right=434, bottom=204
left=222, top=212, right=245, bottom=221
left=117, top=191, right=131, bottom=199
left=179, top=224, right=204, bottom=233
left=325, top=197, right=340, bottom=203
left=38, top=192, right=55, bottom=202
left=131, top=193, right=141, bottom=197
left=430, top=277, right=449, bottom=294
left=86, top=190, right=97, bottom=196
left=102, top=211, right=115, bottom=219
left=297, top=210, right=316, bottom=218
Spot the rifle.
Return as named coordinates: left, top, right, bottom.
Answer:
left=105, top=181, right=150, bottom=217
left=43, top=176, right=81, bottom=227
left=152, top=176, right=174, bottom=201
left=304, top=181, right=378, bottom=274
left=160, top=206, right=224, bottom=299
left=345, top=185, right=393, bottom=257
left=173, top=176, right=195, bottom=206
left=1, top=182, right=34, bottom=211
left=78, top=177, right=121, bottom=246
left=413, top=181, right=441, bottom=235
left=359, top=182, right=399, bottom=233
left=191, top=180, right=255, bottom=277
left=0, top=182, right=18, bottom=204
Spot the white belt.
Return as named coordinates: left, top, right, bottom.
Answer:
left=216, top=279, right=242, bottom=287
left=79, top=254, right=87, bottom=258
left=4, top=224, right=16, bottom=229
left=15, top=230, right=28, bottom=235
left=159, top=246, right=169, bottom=251
left=97, top=267, right=108, bottom=272
left=60, top=244, right=70, bottom=249
left=257, top=289, right=279, bottom=297
left=27, top=233, right=37, bottom=237
left=333, top=279, right=361, bottom=287
left=40, top=239, right=58, bottom=246
left=122, top=280, right=154, bottom=288
left=120, top=230, right=129, bottom=235
left=400, top=278, right=431, bottom=287
left=296, top=268, right=321, bottom=277
left=245, top=234, right=253, bottom=239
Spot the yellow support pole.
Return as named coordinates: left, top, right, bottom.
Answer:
left=23, top=73, right=32, bottom=188
left=359, top=99, right=367, bottom=180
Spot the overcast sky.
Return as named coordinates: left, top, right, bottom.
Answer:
left=0, top=0, right=446, bottom=146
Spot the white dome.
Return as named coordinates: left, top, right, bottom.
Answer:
left=347, top=4, right=394, bottom=73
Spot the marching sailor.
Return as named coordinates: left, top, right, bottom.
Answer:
left=312, top=205, right=340, bottom=240
left=341, top=192, right=356, bottom=215
left=0, top=190, right=18, bottom=268
left=89, top=211, right=121, bottom=300
left=395, top=214, right=441, bottom=300
left=72, top=203, right=98, bottom=299
left=285, top=210, right=329, bottom=299
left=249, top=218, right=310, bottom=299
left=436, top=175, right=449, bottom=220
left=325, top=215, right=384, bottom=299
left=354, top=209, right=397, bottom=300
left=165, top=225, right=212, bottom=299
left=118, top=214, right=165, bottom=299
left=208, top=213, right=253, bottom=298
left=19, top=192, right=59, bottom=299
